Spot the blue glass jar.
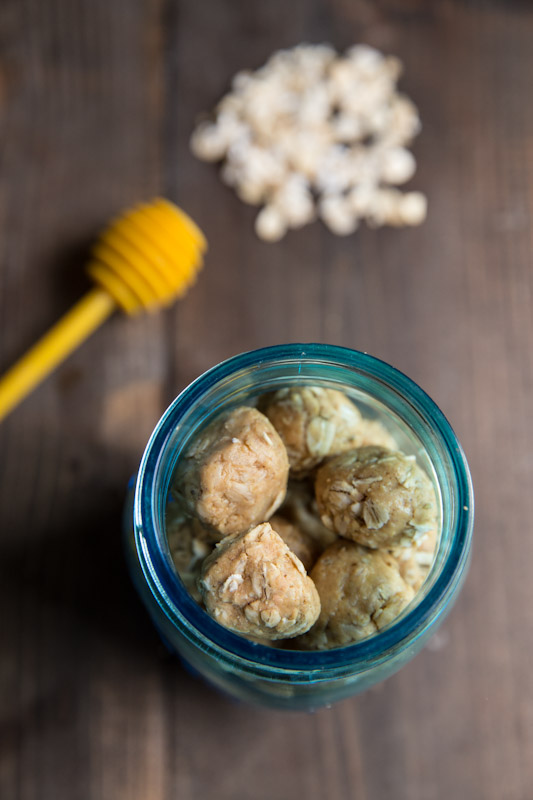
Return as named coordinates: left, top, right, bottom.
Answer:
left=124, top=344, right=473, bottom=711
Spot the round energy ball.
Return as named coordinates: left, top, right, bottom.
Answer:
left=174, top=406, right=289, bottom=537
left=389, top=524, right=439, bottom=591
left=199, top=522, right=321, bottom=641
left=315, top=446, right=436, bottom=548
left=263, top=386, right=363, bottom=476
left=297, top=539, right=414, bottom=649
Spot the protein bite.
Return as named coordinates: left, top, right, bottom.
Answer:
left=199, top=522, right=321, bottom=640
left=166, top=509, right=218, bottom=602
left=263, top=386, right=363, bottom=475
left=174, top=406, right=289, bottom=536
left=315, top=446, right=436, bottom=549
left=389, top=525, right=438, bottom=590
left=392, top=549, right=425, bottom=592
left=298, top=539, right=414, bottom=649
left=269, top=514, right=322, bottom=572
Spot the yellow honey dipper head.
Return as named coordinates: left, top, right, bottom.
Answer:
left=88, top=197, right=207, bottom=315
left=0, top=198, right=207, bottom=422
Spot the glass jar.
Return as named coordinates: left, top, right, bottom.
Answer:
left=124, top=344, right=473, bottom=711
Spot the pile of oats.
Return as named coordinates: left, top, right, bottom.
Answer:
left=190, top=43, right=427, bottom=241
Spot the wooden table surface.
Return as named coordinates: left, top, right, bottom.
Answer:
left=1, top=1, right=532, bottom=798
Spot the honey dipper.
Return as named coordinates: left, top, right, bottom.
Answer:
left=0, top=198, right=206, bottom=421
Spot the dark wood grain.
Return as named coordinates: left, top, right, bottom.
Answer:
left=1, top=1, right=532, bottom=798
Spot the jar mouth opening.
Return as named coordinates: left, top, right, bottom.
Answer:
left=134, top=344, right=474, bottom=674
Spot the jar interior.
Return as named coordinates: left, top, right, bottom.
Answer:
left=154, top=355, right=456, bottom=651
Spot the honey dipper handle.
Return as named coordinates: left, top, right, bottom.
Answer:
left=0, top=287, right=116, bottom=421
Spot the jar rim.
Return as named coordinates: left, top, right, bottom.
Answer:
left=134, top=344, right=474, bottom=677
